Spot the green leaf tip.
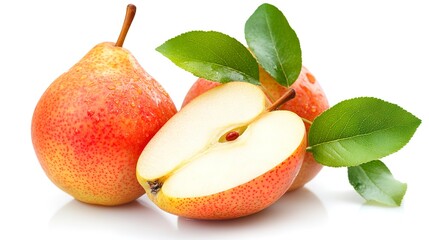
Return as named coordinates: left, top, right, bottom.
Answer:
left=348, top=160, right=407, bottom=206
left=156, top=30, right=259, bottom=85
left=308, top=97, right=421, bottom=167
left=245, top=3, right=302, bottom=87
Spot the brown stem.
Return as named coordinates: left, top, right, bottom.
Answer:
left=301, top=117, right=313, bottom=125
left=115, top=4, right=137, bottom=47
left=266, top=88, right=296, bottom=112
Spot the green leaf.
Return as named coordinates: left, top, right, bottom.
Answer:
left=348, top=160, right=407, bottom=206
left=156, top=31, right=259, bottom=85
left=245, top=3, right=301, bottom=87
left=308, top=97, right=421, bottom=167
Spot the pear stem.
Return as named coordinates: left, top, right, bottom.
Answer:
left=115, top=4, right=137, bottom=47
left=266, top=88, right=296, bottom=112
left=302, top=117, right=313, bottom=125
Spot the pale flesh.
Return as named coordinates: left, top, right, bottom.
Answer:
left=137, top=82, right=305, bottom=198
left=137, top=82, right=267, bottom=180
left=162, top=110, right=305, bottom=198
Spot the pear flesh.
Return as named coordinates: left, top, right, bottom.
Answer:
left=137, top=82, right=306, bottom=219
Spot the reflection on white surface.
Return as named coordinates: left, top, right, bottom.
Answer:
left=177, top=188, right=327, bottom=238
left=48, top=188, right=327, bottom=239
left=49, top=197, right=176, bottom=238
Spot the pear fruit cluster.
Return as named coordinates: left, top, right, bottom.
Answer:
left=32, top=4, right=325, bottom=219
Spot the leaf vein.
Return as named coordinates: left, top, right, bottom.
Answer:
left=263, top=11, right=289, bottom=85
left=310, top=124, right=409, bottom=149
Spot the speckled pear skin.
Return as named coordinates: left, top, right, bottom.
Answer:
left=32, top=42, right=177, bottom=206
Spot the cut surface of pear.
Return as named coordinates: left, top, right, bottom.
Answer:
left=136, top=82, right=306, bottom=219
left=138, top=82, right=267, bottom=181
left=162, top=110, right=304, bottom=198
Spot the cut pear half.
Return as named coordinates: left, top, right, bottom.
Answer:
left=136, top=82, right=306, bottom=219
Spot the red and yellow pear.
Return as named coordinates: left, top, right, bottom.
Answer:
left=31, top=5, right=177, bottom=206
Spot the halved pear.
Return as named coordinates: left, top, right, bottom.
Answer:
left=136, top=82, right=306, bottom=219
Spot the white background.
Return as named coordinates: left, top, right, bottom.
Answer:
left=1, top=0, right=428, bottom=239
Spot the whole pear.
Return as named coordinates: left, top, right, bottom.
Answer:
left=31, top=5, right=177, bottom=206
left=182, top=66, right=329, bottom=192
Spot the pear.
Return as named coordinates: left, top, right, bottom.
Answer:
left=31, top=4, right=177, bottom=206
left=182, top=66, right=329, bottom=192
left=137, top=82, right=306, bottom=219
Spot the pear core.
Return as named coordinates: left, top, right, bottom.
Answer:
left=137, top=82, right=305, bottom=198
